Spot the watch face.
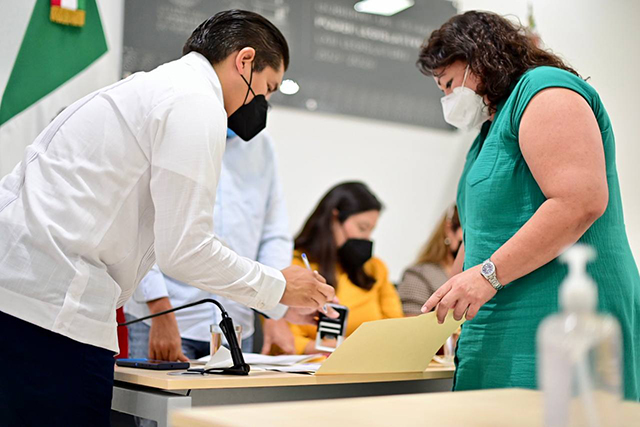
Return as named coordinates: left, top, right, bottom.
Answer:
left=482, top=262, right=495, bottom=276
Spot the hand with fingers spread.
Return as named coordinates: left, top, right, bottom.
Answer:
left=421, top=265, right=497, bottom=324
left=261, top=300, right=341, bottom=355
left=279, top=265, right=335, bottom=311
left=261, top=318, right=296, bottom=355
left=303, top=338, right=337, bottom=355
left=284, top=301, right=340, bottom=325
left=147, top=297, right=189, bottom=362
left=262, top=298, right=340, bottom=354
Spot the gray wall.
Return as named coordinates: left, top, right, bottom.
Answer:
left=123, top=0, right=456, bottom=129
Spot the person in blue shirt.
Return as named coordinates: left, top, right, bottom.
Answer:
left=125, top=128, right=297, bottom=360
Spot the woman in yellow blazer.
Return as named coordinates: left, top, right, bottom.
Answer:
left=289, top=182, right=403, bottom=355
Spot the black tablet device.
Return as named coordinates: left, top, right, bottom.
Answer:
left=115, top=358, right=190, bottom=370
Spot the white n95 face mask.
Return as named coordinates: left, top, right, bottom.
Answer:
left=441, top=64, right=490, bottom=131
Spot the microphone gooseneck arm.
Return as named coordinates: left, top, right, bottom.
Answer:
left=118, top=298, right=229, bottom=326
left=118, top=298, right=250, bottom=375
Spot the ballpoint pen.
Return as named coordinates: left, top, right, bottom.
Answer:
left=301, top=252, right=312, bottom=270
left=301, top=253, right=329, bottom=314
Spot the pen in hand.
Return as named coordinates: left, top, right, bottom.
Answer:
left=301, top=253, right=329, bottom=315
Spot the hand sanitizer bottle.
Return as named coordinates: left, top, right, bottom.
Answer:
left=537, top=244, right=622, bottom=427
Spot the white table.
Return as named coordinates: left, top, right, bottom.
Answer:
left=111, top=362, right=455, bottom=427
left=171, top=388, right=640, bottom=427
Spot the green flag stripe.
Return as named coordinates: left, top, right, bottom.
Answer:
left=0, top=0, right=107, bottom=126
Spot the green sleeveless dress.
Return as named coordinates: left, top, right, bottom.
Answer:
left=455, top=66, right=640, bottom=400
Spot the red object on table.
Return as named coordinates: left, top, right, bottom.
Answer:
left=115, top=307, right=129, bottom=359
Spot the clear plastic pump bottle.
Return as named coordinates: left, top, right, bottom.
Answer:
left=537, top=244, right=623, bottom=427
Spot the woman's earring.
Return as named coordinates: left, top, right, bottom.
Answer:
left=444, top=238, right=451, bottom=246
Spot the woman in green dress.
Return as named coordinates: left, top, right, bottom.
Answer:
left=419, top=11, right=640, bottom=400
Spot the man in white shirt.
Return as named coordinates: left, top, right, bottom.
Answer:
left=0, top=10, right=333, bottom=427
left=125, top=129, right=297, bottom=361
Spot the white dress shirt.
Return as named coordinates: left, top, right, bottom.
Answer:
left=0, top=52, right=286, bottom=353
left=125, top=131, right=293, bottom=341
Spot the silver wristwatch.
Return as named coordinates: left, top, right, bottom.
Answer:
left=480, top=259, right=504, bottom=291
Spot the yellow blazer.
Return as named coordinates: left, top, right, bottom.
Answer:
left=289, top=251, right=403, bottom=354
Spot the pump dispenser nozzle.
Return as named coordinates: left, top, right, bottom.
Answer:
left=559, top=244, right=597, bottom=312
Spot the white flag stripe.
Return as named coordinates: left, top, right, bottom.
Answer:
left=61, top=0, right=79, bottom=11
left=0, top=0, right=35, bottom=102
left=0, top=0, right=123, bottom=177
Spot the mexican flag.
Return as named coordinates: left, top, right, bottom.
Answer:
left=0, top=0, right=120, bottom=176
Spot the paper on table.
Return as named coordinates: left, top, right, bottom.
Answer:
left=197, top=352, right=321, bottom=366
left=316, top=311, right=464, bottom=375
left=242, top=353, right=321, bottom=366
left=253, top=363, right=322, bottom=374
left=205, top=346, right=233, bottom=369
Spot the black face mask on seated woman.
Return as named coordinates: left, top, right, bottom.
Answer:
left=294, top=182, right=383, bottom=292
left=338, top=238, right=375, bottom=290
left=338, top=239, right=373, bottom=272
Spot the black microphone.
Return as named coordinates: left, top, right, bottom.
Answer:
left=118, top=298, right=250, bottom=376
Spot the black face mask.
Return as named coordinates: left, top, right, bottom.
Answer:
left=450, top=242, right=461, bottom=260
left=338, top=239, right=373, bottom=271
left=227, top=67, right=268, bottom=141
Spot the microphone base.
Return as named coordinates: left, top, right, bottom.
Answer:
left=189, top=364, right=251, bottom=376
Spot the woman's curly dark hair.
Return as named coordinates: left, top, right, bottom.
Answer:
left=417, top=11, right=580, bottom=113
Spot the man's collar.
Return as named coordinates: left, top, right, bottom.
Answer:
left=181, top=52, right=224, bottom=107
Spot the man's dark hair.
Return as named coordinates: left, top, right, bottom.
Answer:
left=183, top=9, right=289, bottom=72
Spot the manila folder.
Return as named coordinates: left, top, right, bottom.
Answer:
left=316, top=311, right=463, bottom=375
